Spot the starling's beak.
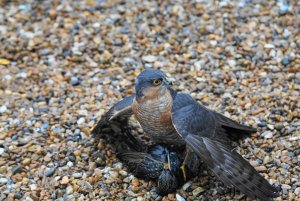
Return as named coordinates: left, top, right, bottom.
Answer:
left=164, top=77, right=174, bottom=86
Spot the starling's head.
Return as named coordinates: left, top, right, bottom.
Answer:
left=135, top=69, right=173, bottom=100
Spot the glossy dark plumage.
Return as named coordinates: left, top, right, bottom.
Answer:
left=118, top=144, right=185, bottom=195
left=92, top=69, right=279, bottom=200
left=91, top=100, right=200, bottom=195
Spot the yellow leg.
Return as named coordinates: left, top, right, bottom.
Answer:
left=180, top=149, right=191, bottom=181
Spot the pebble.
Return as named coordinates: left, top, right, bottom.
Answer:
left=66, top=185, right=73, bottom=194
left=176, top=194, right=186, bottom=201
left=142, top=55, right=157, bottom=63
left=0, top=178, right=8, bottom=184
left=77, top=117, right=85, bottom=125
left=78, top=180, right=93, bottom=192
left=70, top=76, right=80, bottom=86
left=0, top=105, right=7, bottom=113
left=282, top=57, right=292, bottom=66
left=295, top=187, right=300, bottom=196
left=262, top=131, right=273, bottom=139
left=192, top=187, right=205, bottom=196
left=182, top=181, right=192, bottom=191
left=281, top=184, right=291, bottom=194
left=29, top=184, right=37, bottom=190
left=0, top=148, right=4, bottom=155
left=61, top=176, right=69, bottom=185
left=12, top=165, right=22, bottom=174
left=14, top=192, right=22, bottom=199
left=44, top=168, right=56, bottom=177
left=22, top=158, right=31, bottom=166
left=255, top=166, right=267, bottom=172
left=257, top=121, right=267, bottom=127
left=72, top=173, right=82, bottom=178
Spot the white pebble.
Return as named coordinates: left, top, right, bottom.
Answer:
left=176, top=193, right=186, bottom=201
left=0, top=105, right=7, bottom=113
left=0, top=148, right=4, bottom=155
left=227, top=60, right=236, bottom=68
left=77, top=117, right=85, bottom=125
left=182, top=181, right=192, bottom=191
left=0, top=178, right=8, bottom=184
left=264, top=44, right=275, bottom=49
left=66, top=185, right=74, bottom=194
left=29, top=184, right=37, bottom=190
left=289, top=137, right=299, bottom=141
left=294, top=187, right=300, bottom=195
left=194, top=60, right=205, bottom=70
left=142, top=55, right=157, bottom=63
left=262, top=131, right=273, bottom=139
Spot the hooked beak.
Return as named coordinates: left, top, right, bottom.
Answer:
left=164, top=77, right=174, bottom=85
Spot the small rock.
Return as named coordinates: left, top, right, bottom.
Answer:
left=44, top=154, right=51, bottom=162
left=0, top=59, right=10, bottom=65
left=131, top=178, right=140, bottom=187
left=137, top=196, right=144, bottom=201
left=263, top=156, right=272, bottom=164
left=255, top=166, right=267, bottom=172
left=73, top=150, right=81, bottom=156
left=0, top=105, right=7, bottom=113
left=176, top=194, right=186, bottom=201
left=294, top=187, right=300, bottom=195
left=70, top=76, right=80, bottom=86
left=142, top=55, right=157, bottom=63
left=66, top=185, right=73, bottom=194
left=0, top=148, right=4, bottom=155
left=258, top=121, right=267, bottom=127
left=61, top=176, right=69, bottom=185
left=267, top=124, right=275, bottom=130
left=44, top=168, right=56, bottom=177
left=22, top=158, right=31, bottom=166
left=0, top=178, right=8, bottom=184
left=29, top=184, right=37, bottom=190
left=250, top=160, right=259, bottom=167
left=77, top=117, right=85, bottom=125
left=119, top=170, right=128, bottom=177
left=194, top=60, right=205, bottom=70
left=12, top=165, right=22, bottom=174
left=182, top=181, right=192, bottom=191
left=227, top=60, right=236, bottom=68
left=281, top=184, right=291, bottom=194
left=192, top=187, right=205, bottom=196
left=14, top=192, right=22, bottom=199
left=264, top=44, right=275, bottom=49
left=78, top=180, right=93, bottom=191
left=262, top=131, right=273, bottom=139
left=72, top=173, right=82, bottom=178
left=282, top=57, right=292, bottom=66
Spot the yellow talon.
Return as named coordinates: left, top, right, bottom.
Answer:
left=180, top=149, right=192, bottom=181
left=180, top=164, right=187, bottom=181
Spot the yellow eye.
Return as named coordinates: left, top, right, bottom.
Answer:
left=153, top=79, right=162, bottom=86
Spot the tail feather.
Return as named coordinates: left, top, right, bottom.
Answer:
left=186, top=135, right=279, bottom=200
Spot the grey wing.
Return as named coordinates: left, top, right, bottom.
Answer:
left=213, top=112, right=257, bottom=142
left=92, top=95, right=135, bottom=137
left=213, top=111, right=257, bottom=133
left=171, top=93, right=279, bottom=200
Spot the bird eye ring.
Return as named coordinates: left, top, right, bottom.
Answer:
left=153, top=79, right=162, bottom=86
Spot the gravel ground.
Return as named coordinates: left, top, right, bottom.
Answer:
left=0, top=0, right=299, bottom=200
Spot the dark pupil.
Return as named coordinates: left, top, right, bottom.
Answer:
left=154, top=79, right=160, bottom=84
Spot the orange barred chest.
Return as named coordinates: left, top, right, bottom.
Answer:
left=132, top=92, right=183, bottom=145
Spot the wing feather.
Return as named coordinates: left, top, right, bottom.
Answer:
left=92, top=95, right=135, bottom=137
left=171, top=93, right=279, bottom=200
